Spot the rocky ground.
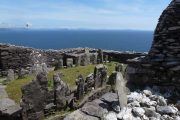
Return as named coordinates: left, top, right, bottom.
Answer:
left=0, top=79, right=21, bottom=119
left=64, top=86, right=180, bottom=120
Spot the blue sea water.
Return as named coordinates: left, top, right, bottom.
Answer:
left=0, top=29, right=153, bottom=52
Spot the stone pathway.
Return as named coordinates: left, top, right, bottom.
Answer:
left=0, top=84, right=22, bottom=117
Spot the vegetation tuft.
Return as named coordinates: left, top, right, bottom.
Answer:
left=6, top=62, right=120, bottom=104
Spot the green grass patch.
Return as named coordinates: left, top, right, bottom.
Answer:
left=5, top=75, right=33, bottom=103
left=6, top=62, right=120, bottom=104
left=48, top=62, right=117, bottom=88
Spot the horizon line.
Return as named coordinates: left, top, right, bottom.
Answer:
left=0, top=27, right=154, bottom=31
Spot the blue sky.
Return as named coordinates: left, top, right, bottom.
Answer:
left=0, top=0, right=171, bottom=30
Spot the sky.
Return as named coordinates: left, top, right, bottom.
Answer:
left=0, top=0, right=171, bottom=30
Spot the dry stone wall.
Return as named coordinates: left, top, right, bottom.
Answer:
left=125, top=0, right=180, bottom=94
left=0, top=44, right=145, bottom=77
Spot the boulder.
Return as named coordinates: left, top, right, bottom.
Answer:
left=143, top=90, right=152, bottom=97
left=81, top=99, right=109, bottom=118
left=157, top=96, right=167, bottom=106
left=156, top=106, right=178, bottom=115
left=100, top=92, right=118, bottom=103
left=143, top=107, right=161, bottom=119
left=132, top=107, right=145, bottom=117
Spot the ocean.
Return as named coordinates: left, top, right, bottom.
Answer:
left=0, top=29, right=153, bottom=52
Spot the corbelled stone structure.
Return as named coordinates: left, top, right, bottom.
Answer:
left=126, top=0, right=180, bottom=95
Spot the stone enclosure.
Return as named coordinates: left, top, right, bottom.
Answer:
left=1, top=0, right=180, bottom=119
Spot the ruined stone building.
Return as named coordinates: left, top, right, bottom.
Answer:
left=126, top=0, right=180, bottom=95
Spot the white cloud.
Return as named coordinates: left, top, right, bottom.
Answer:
left=0, top=0, right=171, bottom=30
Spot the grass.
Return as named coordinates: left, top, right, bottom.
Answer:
left=5, top=62, right=119, bottom=104
left=5, top=75, right=33, bottom=103
left=48, top=62, right=117, bottom=88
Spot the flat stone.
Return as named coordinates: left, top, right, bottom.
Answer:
left=1, top=105, right=22, bottom=115
left=168, top=26, right=180, bottom=30
left=100, top=92, right=118, bottom=103
left=0, top=98, right=16, bottom=111
left=156, top=106, right=178, bottom=114
left=64, top=110, right=99, bottom=120
left=81, top=99, right=109, bottom=118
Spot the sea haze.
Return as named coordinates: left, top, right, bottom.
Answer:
left=0, top=29, right=153, bottom=52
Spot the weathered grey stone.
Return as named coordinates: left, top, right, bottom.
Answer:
left=108, top=71, right=117, bottom=86
left=156, top=106, right=178, bottom=114
left=104, top=112, right=117, bottom=120
left=81, top=49, right=90, bottom=66
left=115, top=72, right=127, bottom=109
left=117, top=107, right=134, bottom=120
left=132, top=107, right=145, bottom=117
left=144, top=107, right=161, bottom=119
left=54, top=59, right=63, bottom=70
left=94, top=64, right=107, bottom=89
left=76, top=75, right=85, bottom=100
left=140, top=96, right=151, bottom=107
left=128, top=101, right=140, bottom=107
left=36, top=72, right=48, bottom=91
left=0, top=105, right=22, bottom=116
left=66, top=58, right=73, bottom=67
left=18, top=68, right=29, bottom=79
left=64, top=110, right=99, bottom=120
left=6, top=69, right=15, bottom=81
left=143, top=90, right=152, bottom=97
left=111, top=101, right=121, bottom=113
left=157, top=96, right=167, bottom=106
left=174, top=116, right=180, bottom=120
left=127, top=92, right=143, bottom=103
left=0, top=85, right=8, bottom=98
left=161, top=115, right=174, bottom=120
left=100, top=92, right=118, bottom=103
left=0, top=98, right=16, bottom=111
left=53, top=73, right=70, bottom=110
left=97, top=49, right=103, bottom=63
left=21, top=72, right=49, bottom=120
left=81, top=99, right=109, bottom=118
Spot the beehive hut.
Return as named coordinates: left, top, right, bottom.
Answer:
left=126, top=0, right=180, bottom=91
